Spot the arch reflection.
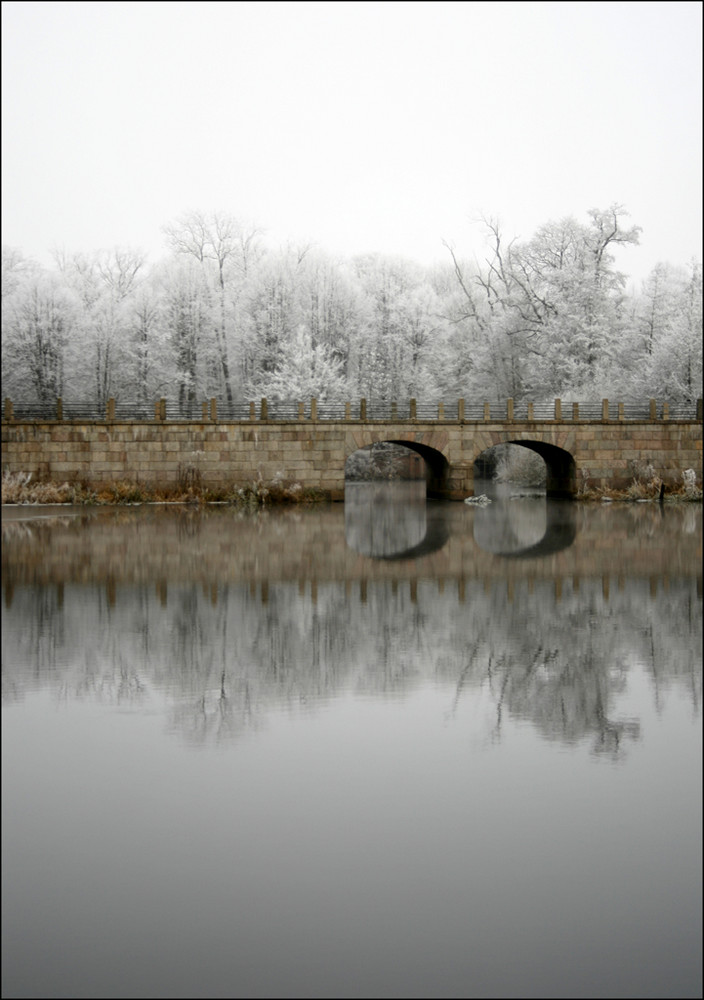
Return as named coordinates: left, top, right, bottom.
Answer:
left=472, top=495, right=577, bottom=558
left=344, top=481, right=449, bottom=560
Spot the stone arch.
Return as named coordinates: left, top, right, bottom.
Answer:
left=345, top=433, right=452, bottom=498
left=474, top=434, right=577, bottom=499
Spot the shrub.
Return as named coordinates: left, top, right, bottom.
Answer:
left=2, top=471, right=75, bottom=504
left=493, top=444, right=547, bottom=487
left=626, top=459, right=661, bottom=500
left=681, top=468, right=702, bottom=501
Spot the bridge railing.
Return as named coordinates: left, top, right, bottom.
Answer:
left=3, top=396, right=702, bottom=423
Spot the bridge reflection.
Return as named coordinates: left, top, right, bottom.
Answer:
left=2, top=496, right=700, bottom=589
left=472, top=494, right=577, bottom=559
left=345, top=482, right=576, bottom=560
left=344, top=481, right=450, bottom=559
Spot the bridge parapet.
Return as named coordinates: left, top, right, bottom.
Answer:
left=2, top=396, right=702, bottom=423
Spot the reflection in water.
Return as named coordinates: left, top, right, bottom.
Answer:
left=473, top=496, right=578, bottom=558
left=345, top=480, right=450, bottom=559
left=2, top=490, right=701, bottom=753
left=5, top=489, right=698, bottom=588
left=345, top=480, right=426, bottom=555
left=6, top=574, right=700, bottom=754
left=2, top=490, right=702, bottom=1000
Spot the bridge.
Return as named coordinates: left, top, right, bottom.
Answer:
left=2, top=396, right=702, bottom=500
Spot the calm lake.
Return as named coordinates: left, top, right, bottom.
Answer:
left=2, top=483, right=702, bottom=999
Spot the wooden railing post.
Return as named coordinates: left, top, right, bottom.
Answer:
left=410, top=398, right=417, bottom=420
left=662, top=401, right=669, bottom=421
left=298, top=402, right=305, bottom=420
left=56, top=397, right=63, bottom=421
left=391, top=401, right=398, bottom=419
left=106, top=397, right=116, bottom=422
left=554, top=398, right=562, bottom=420
left=527, top=401, right=534, bottom=421
left=483, top=402, right=490, bottom=421
left=437, top=401, right=444, bottom=420
left=602, top=399, right=609, bottom=421
left=360, top=398, right=367, bottom=421
left=4, top=398, right=13, bottom=421
left=345, top=401, right=351, bottom=420
left=457, top=398, right=465, bottom=422
left=210, top=398, right=217, bottom=422
left=260, top=398, right=268, bottom=421
left=310, top=397, right=318, bottom=421
left=649, top=399, right=657, bottom=420
left=202, top=401, right=209, bottom=421
left=506, top=398, right=514, bottom=422
left=618, top=401, right=625, bottom=421
left=697, top=398, right=703, bottom=421
left=572, top=402, right=579, bottom=420
left=249, top=401, right=256, bottom=420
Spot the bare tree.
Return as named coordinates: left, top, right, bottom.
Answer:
left=164, top=211, right=264, bottom=409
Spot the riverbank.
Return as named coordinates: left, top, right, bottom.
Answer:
left=0, top=472, right=329, bottom=508
left=2, top=471, right=701, bottom=507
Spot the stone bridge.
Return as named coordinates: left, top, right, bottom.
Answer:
left=2, top=398, right=702, bottom=499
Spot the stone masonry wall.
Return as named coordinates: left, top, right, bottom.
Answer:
left=1, top=422, right=354, bottom=499
left=1, top=417, right=702, bottom=498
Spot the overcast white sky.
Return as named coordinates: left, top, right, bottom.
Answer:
left=2, top=0, right=702, bottom=285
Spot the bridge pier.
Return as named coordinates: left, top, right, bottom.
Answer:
left=545, top=467, right=577, bottom=499
left=428, top=463, right=474, bottom=500
left=543, top=449, right=577, bottom=499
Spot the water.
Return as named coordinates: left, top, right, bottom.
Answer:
left=2, top=484, right=702, bottom=999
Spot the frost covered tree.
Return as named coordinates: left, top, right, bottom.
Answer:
left=2, top=246, right=39, bottom=301
left=128, top=276, right=171, bottom=410
left=256, top=324, right=346, bottom=402
left=55, top=248, right=147, bottom=407
left=446, top=206, right=642, bottom=401
left=1, top=274, right=76, bottom=404
left=647, top=261, right=703, bottom=403
left=242, top=243, right=313, bottom=394
left=351, top=254, right=430, bottom=402
left=511, top=207, right=640, bottom=395
left=164, top=211, right=264, bottom=408
left=1, top=204, right=700, bottom=413
left=443, top=224, right=538, bottom=402
left=296, top=250, right=365, bottom=385
left=605, top=260, right=703, bottom=404
left=158, top=259, right=211, bottom=416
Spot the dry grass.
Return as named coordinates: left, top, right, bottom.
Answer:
left=3, top=468, right=700, bottom=507
left=1, top=471, right=326, bottom=507
left=579, top=463, right=702, bottom=503
left=580, top=482, right=702, bottom=503
left=1, top=471, right=95, bottom=505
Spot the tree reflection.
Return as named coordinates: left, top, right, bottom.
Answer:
left=483, top=645, right=641, bottom=758
left=2, top=572, right=700, bottom=758
left=2, top=503, right=700, bottom=755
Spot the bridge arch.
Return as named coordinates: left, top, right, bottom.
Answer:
left=474, top=438, right=577, bottom=499
left=344, top=436, right=452, bottom=498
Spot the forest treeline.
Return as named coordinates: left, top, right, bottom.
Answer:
left=1, top=204, right=702, bottom=413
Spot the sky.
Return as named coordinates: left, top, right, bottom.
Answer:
left=2, top=0, right=702, bottom=286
